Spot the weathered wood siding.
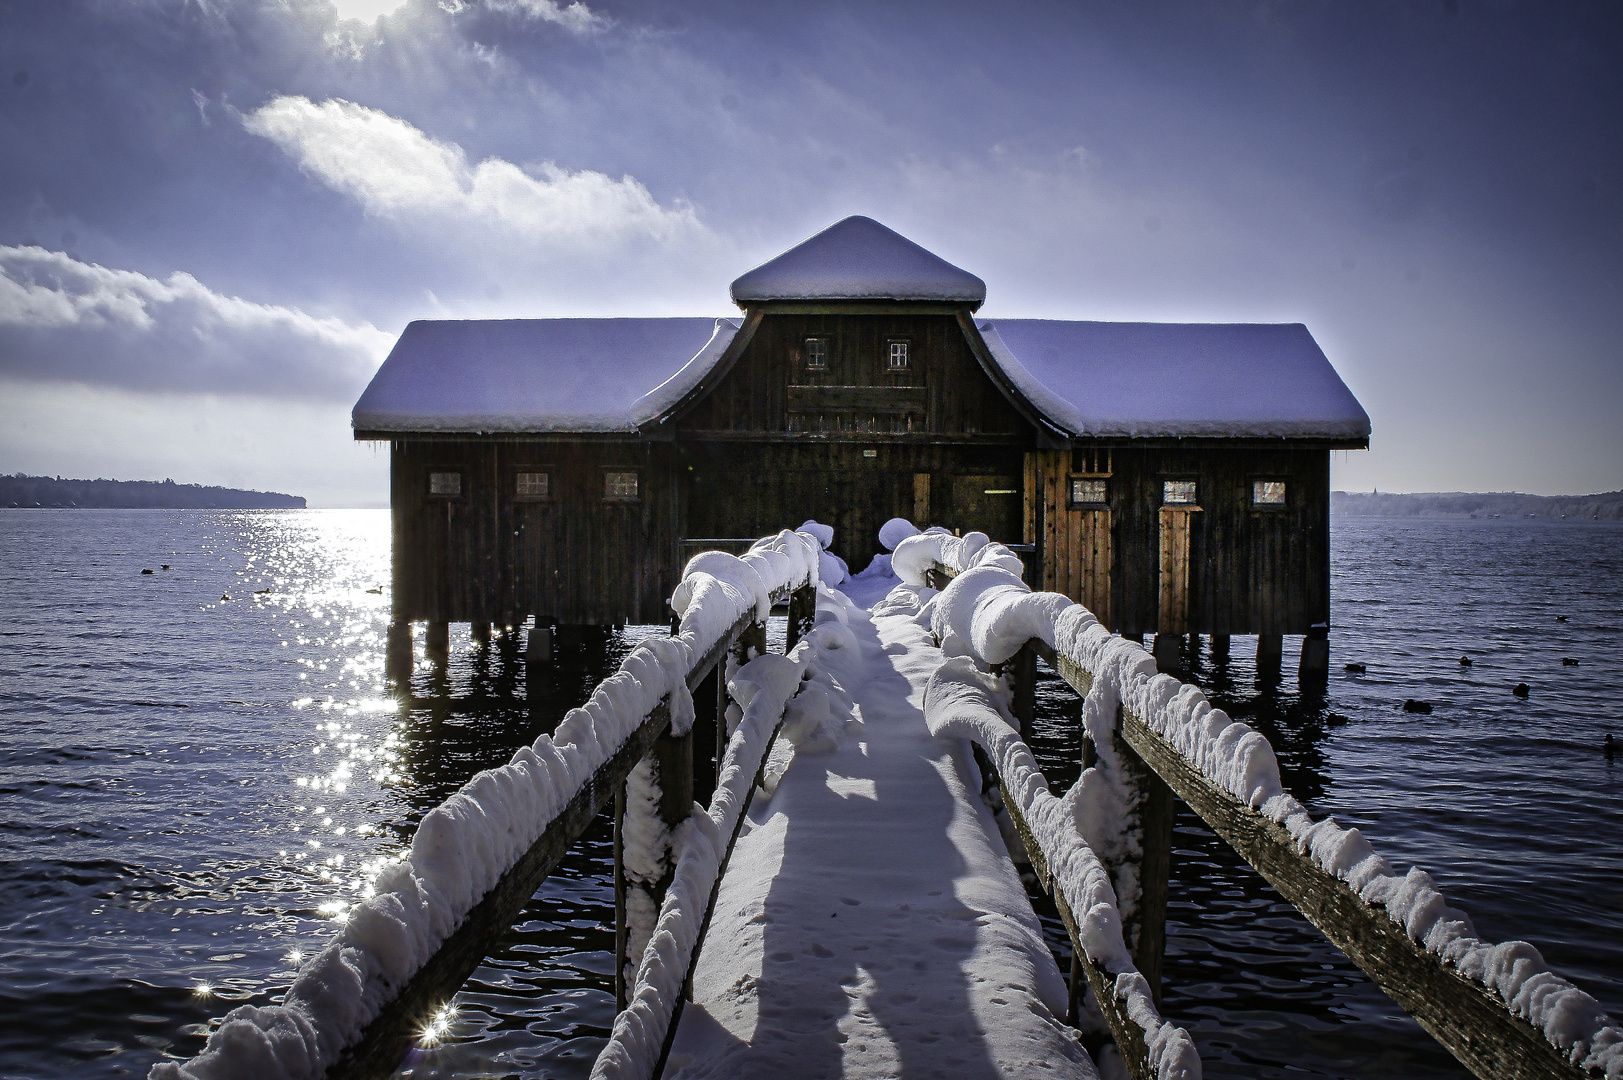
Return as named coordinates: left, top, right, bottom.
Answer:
left=677, top=312, right=1030, bottom=438
left=391, top=439, right=676, bottom=626
left=1031, top=444, right=1330, bottom=636
left=679, top=442, right=1026, bottom=574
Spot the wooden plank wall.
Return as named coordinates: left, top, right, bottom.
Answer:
left=392, top=439, right=676, bottom=626
left=1032, top=445, right=1328, bottom=636
left=1031, top=449, right=1113, bottom=625
left=679, top=442, right=1025, bottom=574
left=677, top=313, right=1029, bottom=439
left=1106, top=445, right=1330, bottom=637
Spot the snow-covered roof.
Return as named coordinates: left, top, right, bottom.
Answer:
left=979, top=319, right=1371, bottom=441
left=352, top=318, right=739, bottom=433
left=730, top=216, right=987, bottom=308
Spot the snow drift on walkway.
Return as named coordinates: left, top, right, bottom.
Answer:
left=151, top=530, right=825, bottom=1080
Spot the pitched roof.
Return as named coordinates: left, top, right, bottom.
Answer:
left=730, top=216, right=987, bottom=308
left=978, top=319, right=1371, bottom=441
left=351, top=317, right=738, bottom=434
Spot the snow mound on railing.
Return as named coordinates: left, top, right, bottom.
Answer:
left=923, top=658, right=1200, bottom=1080
left=892, top=528, right=1023, bottom=586
left=916, top=552, right=1623, bottom=1079
left=152, top=530, right=824, bottom=1080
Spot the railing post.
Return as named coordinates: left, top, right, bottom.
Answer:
left=617, top=727, right=694, bottom=1006
left=1003, top=641, right=1036, bottom=741
left=613, top=786, right=627, bottom=1012
left=1116, top=705, right=1173, bottom=1006
left=785, top=583, right=816, bottom=652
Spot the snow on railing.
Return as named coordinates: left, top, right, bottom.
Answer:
left=924, top=659, right=1201, bottom=1080
left=897, top=527, right=1623, bottom=1080
left=152, top=529, right=825, bottom=1080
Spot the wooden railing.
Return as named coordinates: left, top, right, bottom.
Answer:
left=337, top=608, right=760, bottom=1080
left=929, top=560, right=1611, bottom=1080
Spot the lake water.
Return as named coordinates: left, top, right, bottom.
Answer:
left=1, top=510, right=1618, bottom=1079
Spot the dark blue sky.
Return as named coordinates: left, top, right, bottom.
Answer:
left=1, top=0, right=1618, bottom=504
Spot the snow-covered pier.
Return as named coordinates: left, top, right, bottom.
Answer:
left=158, top=523, right=1621, bottom=1080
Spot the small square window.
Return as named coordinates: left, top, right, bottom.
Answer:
left=888, top=341, right=909, bottom=369
left=516, top=471, right=549, bottom=498
left=429, top=471, right=462, bottom=497
left=1253, top=480, right=1287, bottom=506
left=804, top=338, right=828, bottom=369
left=604, top=471, right=639, bottom=500
left=1071, top=477, right=1107, bottom=505
left=1163, top=479, right=1197, bottom=505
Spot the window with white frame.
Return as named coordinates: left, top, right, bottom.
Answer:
left=1252, top=480, right=1287, bottom=506
left=1162, top=479, right=1198, bottom=505
left=428, top=471, right=462, bottom=497
left=888, top=341, right=909, bottom=369
left=515, top=471, right=549, bottom=499
left=604, top=471, right=639, bottom=500
left=804, top=338, right=828, bottom=369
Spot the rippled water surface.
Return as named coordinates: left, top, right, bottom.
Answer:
left=1, top=510, right=1618, bottom=1079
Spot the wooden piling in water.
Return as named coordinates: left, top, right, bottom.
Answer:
left=528, top=623, right=552, bottom=668
left=1151, top=632, right=1181, bottom=675
left=1257, top=633, right=1283, bottom=681
left=1299, top=622, right=1329, bottom=684
left=385, top=621, right=413, bottom=685
left=1211, top=633, right=1230, bottom=658
left=425, top=621, right=449, bottom=667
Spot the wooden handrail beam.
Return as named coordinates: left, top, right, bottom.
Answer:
left=1120, top=708, right=1595, bottom=1080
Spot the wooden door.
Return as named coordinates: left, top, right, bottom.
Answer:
left=1158, top=507, right=1201, bottom=633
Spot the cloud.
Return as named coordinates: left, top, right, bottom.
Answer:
left=0, top=247, right=392, bottom=400
left=484, top=0, right=605, bottom=33
left=241, top=96, right=698, bottom=245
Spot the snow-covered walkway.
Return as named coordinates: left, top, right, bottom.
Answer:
left=665, top=579, right=1097, bottom=1079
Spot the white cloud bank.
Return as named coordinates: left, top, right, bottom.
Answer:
left=484, top=0, right=605, bottom=32
left=242, top=96, right=697, bottom=244
left=0, top=246, right=392, bottom=400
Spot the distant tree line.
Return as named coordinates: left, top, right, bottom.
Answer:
left=1, top=473, right=306, bottom=509
left=1332, top=490, right=1623, bottom=520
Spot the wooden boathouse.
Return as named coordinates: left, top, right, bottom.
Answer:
left=353, top=216, right=1370, bottom=676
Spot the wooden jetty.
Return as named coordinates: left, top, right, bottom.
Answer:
left=157, top=525, right=1620, bottom=1080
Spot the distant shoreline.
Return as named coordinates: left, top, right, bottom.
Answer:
left=1, top=473, right=305, bottom=510
left=1332, top=490, right=1622, bottom=520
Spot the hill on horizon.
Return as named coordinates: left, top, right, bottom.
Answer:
left=1332, top=489, right=1623, bottom=520
left=2, top=473, right=305, bottom=509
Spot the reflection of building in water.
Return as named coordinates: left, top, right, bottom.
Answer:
left=353, top=216, right=1369, bottom=668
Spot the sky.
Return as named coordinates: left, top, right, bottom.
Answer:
left=1, top=0, right=1619, bottom=507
